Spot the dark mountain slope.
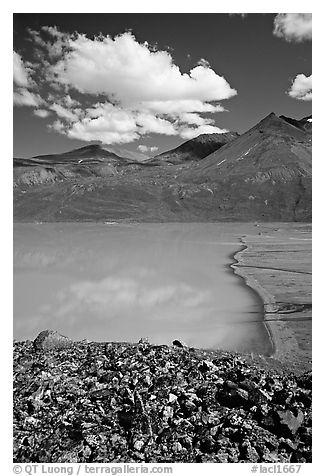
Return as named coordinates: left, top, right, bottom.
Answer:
left=151, top=132, right=239, bottom=165
left=182, top=113, right=311, bottom=179
left=177, top=113, right=312, bottom=221
left=280, top=115, right=312, bottom=134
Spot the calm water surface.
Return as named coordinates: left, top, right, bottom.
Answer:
left=13, top=223, right=272, bottom=354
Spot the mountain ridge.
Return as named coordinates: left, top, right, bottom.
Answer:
left=13, top=112, right=312, bottom=222
left=151, top=131, right=239, bottom=164
left=177, top=113, right=312, bottom=221
left=30, top=144, right=133, bottom=165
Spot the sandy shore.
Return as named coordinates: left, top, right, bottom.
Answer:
left=231, top=223, right=311, bottom=372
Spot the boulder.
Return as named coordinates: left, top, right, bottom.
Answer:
left=276, top=409, right=304, bottom=437
left=172, top=339, right=188, bottom=349
left=33, top=330, right=73, bottom=351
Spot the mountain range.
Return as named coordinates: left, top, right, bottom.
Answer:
left=13, top=113, right=312, bottom=222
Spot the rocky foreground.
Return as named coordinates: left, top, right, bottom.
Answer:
left=13, top=332, right=312, bottom=463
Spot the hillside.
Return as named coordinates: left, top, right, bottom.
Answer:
left=151, top=132, right=239, bottom=165
left=29, top=144, right=134, bottom=165
left=280, top=115, right=312, bottom=134
left=178, top=113, right=312, bottom=221
left=13, top=144, right=153, bottom=189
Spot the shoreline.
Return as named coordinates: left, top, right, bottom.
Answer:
left=231, top=242, right=277, bottom=356
left=231, top=228, right=311, bottom=372
left=228, top=244, right=274, bottom=357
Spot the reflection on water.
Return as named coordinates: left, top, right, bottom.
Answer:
left=13, top=223, right=272, bottom=354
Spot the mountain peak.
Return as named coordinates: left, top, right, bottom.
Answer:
left=250, top=112, right=309, bottom=139
left=76, top=143, right=104, bottom=152
left=255, top=112, right=279, bottom=126
left=31, top=143, right=131, bottom=164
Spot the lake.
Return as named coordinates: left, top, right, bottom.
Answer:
left=13, top=222, right=272, bottom=354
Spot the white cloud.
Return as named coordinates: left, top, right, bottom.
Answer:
left=33, top=109, right=51, bottom=118
left=59, top=101, right=229, bottom=145
left=64, top=103, right=176, bottom=145
left=41, top=25, right=67, bottom=39
left=66, top=109, right=140, bottom=144
left=13, top=51, right=33, bottom=87
left=26, top=29, right=236, bottom=144
left=197, top=58, right=211, bottom=68
left=177, top=112, right=214, bottom=126
left=273, top=14, right=312, bottom=42
left=13, top=50, right=46, bottom=110
left=140, top=99, right=225, bottom=114
left=27, top=28, right=48, bottom=49
left=49, top=32, right=236, bottom=104
left=179, top=124, right=228, bottom=140
left=136, top=112, right=178, bottom=136
left=49, top=103, right=81, bottom=121
left=288, top=74, right=312, bottom=101
left=28, top=26, right=70, bottom=59
left=62, top=95, right=81, bottom=107
left=50, top=120, right=65, bottom=132
left=138, top=145, right=158, bottom=153
left=13, top=88, right=45, bottom=107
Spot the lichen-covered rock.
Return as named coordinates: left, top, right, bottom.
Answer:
left=172, top=339, right=188, bottom=348
left=33, top=330, right=73, bottom=351
left=13, top=338, right=312, bottom=463
left=276, top=409, right=305, bottom=437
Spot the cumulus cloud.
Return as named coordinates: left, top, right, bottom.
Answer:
left=33, top=109, right=51, bottom=118
left=62, top=95, right=81, bottom=107
left=177, top=112, right=214, bottom=126
left=66, top=113, right=139, bottom=145
left=13, top=88, right=45, bottom=107
left=50, top=120, right=65, bottom=133
left=22, top=29, right=236, bottom=144
left=288, top=74, right=312, bottom=101
left=49, top=103, right=81, bottom=121
left=138, top=145, right=159, bottom=153
left=141, top=99, right=225, bottom=115
left=13, top=50, right=47, bottom=111
left=197, top=58, right=211, bottom=68
left=53, top=101, right=228, bottom=144
left=28, top=26, right=70, bottom=59
left=273, top=13, right=312, bottom=42
left=179, top=124, right=228, bottom=140
left=49, top=32, right=236, bottom=103
left=13, top=51, right=34, bottom=87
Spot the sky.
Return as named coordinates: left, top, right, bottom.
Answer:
left=13, top=13, right=312, bottom=159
